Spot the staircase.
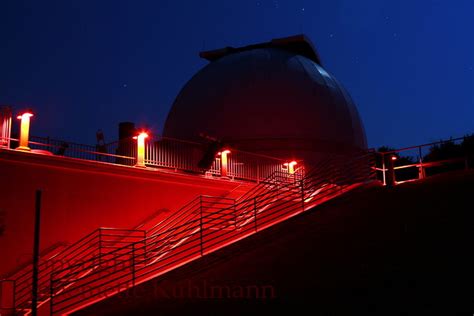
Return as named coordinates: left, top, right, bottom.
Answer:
left=1, top=229, right=146, bottom=315
left=2, top=152, right=375, bottom=315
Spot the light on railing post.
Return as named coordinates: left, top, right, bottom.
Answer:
left=381, top=153, right=387, bottom=186
left=219, top=150, right=231, bottom=177
left=418, top=158, right=426, bottom=180
left=284, top=161, right=298, bottom=175
left=386, top=154, right=397, bottom=187
left=133, top=132, right=148, bottom=168
left=16, top=110, right=34, bottom=151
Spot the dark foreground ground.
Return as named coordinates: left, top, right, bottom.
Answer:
left=77, top=170, right=474, bottom=316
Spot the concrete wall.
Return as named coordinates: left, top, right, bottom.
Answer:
left=0, top=149, right=251, bottom=276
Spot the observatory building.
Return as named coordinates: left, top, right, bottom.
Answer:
left=0, top=35, right=376, bottom=315
left=164, top=34, right=367, bottom=163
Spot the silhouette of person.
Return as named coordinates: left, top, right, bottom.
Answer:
left=55, top=142, right=69, bottom=156
left=198, top=140, right=225, bottom=170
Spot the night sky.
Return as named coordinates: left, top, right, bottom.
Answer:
left=1, top=0, right=473, bottom=149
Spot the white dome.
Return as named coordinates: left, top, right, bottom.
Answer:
left=163, top=35, right=367, bottom=162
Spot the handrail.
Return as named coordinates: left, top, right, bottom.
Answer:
left=393, top=157, right=467, bottom=170
left=8, top=227, right=147, bottom=311
left=48, top=167, right=313, bottom=276
left=374, top=135, right=472, bottom=184
left=49, top=151, right=375, bottom=315
left=380, top=136, right=467, bottom=155
left=2, top=135, right=286, bottom=183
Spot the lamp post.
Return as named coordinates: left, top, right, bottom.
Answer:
left=16, top=110, right=34, bottom=151
left=386, top=154, right=397, bottom=187
left=219, top=150, right=231, bottom=177
left=134, top=132, right=148, bottom=168
left=284, top=161, right=298, bottom=174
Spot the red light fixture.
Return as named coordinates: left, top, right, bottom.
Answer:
left=284, top=161, right=298, bottom=174
left=16, top=109, right=34, bottom=151
left=218, top=149, right=231, bottom=177
left=391, top=155, right=397, bottom=161
left=133, top=131, right=149, bottom=140
left=134, top=131, right=149, bottom=168
left=17, top=112, right=34, bottom=120
left=217, top=149, right=231, bottom=156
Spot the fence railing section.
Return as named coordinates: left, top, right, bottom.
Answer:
left=144, top=137, right=201, bottom=172
left=16, top=136, right=135, bottom=164
left=1, top=228, right=145, bottom=314
left=1, top=135, right=285, bottom=183
left=374, top=136, right=472, bottom=184
left=143, top=137, right=284, bottom=182
left=48, top=151, right=375, bottom=315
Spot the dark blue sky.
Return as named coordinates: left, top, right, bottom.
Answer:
left=1, top=0, right=473, bottom=149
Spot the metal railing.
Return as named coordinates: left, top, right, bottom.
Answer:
left=374, top=136, right=472, bottom=185
left=1, top=228, right=146, bottom=313
left=0, top=135, right=137, bottom=165
left=1, top=135, right=285, bottom=183
left=143, top=137, right=284, bottom=182
left=49, top=152, right=375, bottom=315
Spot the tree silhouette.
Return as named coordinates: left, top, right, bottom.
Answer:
left=422, top=134, right=473, bottom=175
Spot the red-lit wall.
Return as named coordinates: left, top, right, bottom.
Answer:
left=0, top=149, right=251, bottom=276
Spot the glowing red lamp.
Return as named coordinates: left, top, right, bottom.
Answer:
left=284, top=161, right=298, bottom=174
left=134, top=131, right=149, bottom=168
left=16, top=110, right=34, bottom=151
left=218, top=149, right=231, bottom=177
left=17, top=112, right=33, bottom=120
left=132, top=132, right=149, bottom=140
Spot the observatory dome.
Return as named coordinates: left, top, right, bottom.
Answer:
left=163, top=35, right=367, bottom=162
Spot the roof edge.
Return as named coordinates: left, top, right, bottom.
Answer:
left=199, top=34, right=322, bottom=65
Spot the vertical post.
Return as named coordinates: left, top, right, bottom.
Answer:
left=381, top=153, right=386, bottom=186
left=0, top=106, right=12, bottom=148
left=386, top=154, right=397, bottom=187
left=256, top=164, right=260, bottom=184
left=233, top=201, right=237, bottom=230
left=13, top=280, right=16, bottom=312
left=137, top=136, right=145, bottom=167
left=16, top=111, right=34, bottom=151
left=276, top=180, right=280, bottom=200
left=288, top=161, right=297, bottom=175
left=31, top=190, right=42, bottom=316
left=300, top=179, right=305, bottom=211
left=418, top=146, right=425, bottom=180
left=50, top=274, right=54, bottom=315
left=253, top=198, right=258, bottom=232
left=199, top=196, right=203, bottom=256
left=220, top=150, right=230, bottom=177
left=143, top=231, right=147, bottom=265
left=134, top=132, right=148, bottom=168
left=131, top=244, right=136, bottom=287
left=98, top=229, right=102, bottom=267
